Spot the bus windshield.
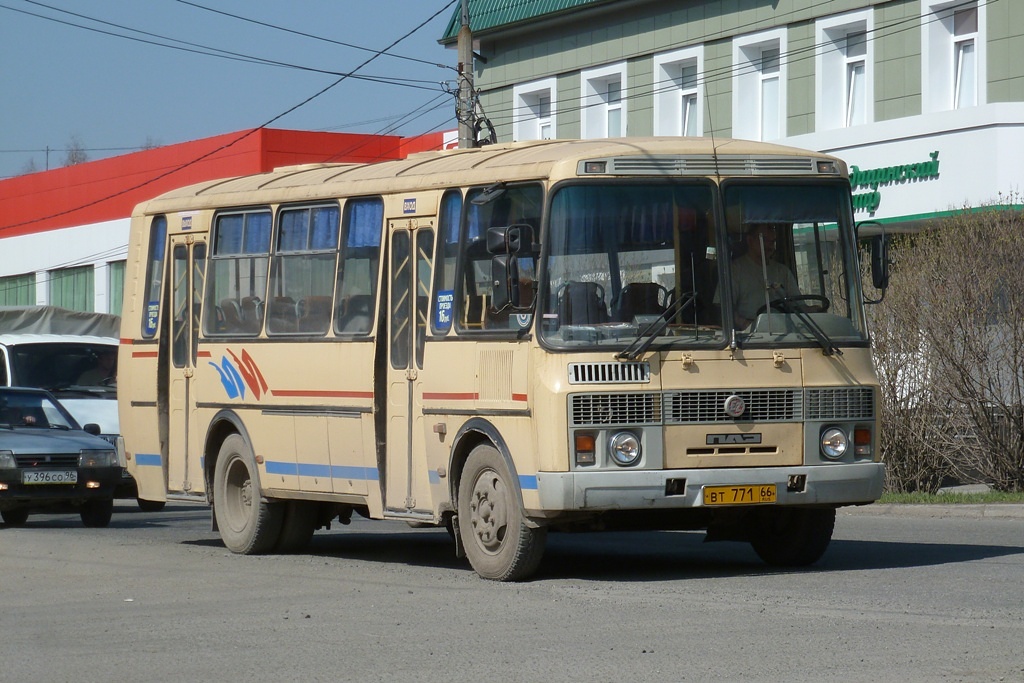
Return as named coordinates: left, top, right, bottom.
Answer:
left=538, top=180, right=868, bottom=351
left=721, top=182, right=868, bottom=349
left=540, top=181, right=722, bottom=348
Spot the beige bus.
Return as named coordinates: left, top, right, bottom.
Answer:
left=119, top=137, right=887, bottom=580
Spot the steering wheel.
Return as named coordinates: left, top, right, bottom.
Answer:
left=755, top=294, right=830, bottom=316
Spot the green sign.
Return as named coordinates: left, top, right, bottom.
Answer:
left=849, top=151, right=941, bottom=213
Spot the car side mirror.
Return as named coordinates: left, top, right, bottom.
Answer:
left=83, top=423, right=101, bottom=436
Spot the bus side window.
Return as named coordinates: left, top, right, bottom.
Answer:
left=458, top=183, right=543, bottom=334
left=431, top=190, right=462, bottom=335
left=204, top=210, right=271, bottom=336
left=334, top=198, right=383, bottom=337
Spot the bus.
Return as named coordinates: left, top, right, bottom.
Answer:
left=119, top=137, right=887, bottom=580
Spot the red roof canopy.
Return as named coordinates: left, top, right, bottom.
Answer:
left=0, top=128, right=446, bottom=237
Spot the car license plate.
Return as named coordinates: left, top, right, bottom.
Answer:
left=22, top=470, right=78, bottom=485
left=703, top=484, right=776, bottom=505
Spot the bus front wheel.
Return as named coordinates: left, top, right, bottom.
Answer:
left=457, top=444, right=546, bottom=581
left=213, top=434, right=283, bottom=554
left=749, top=507, right=836, bottom=567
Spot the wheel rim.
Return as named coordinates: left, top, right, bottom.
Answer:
left=222, top=454, right=254, bottom=533
left=468, top=467, right=509, bottom=555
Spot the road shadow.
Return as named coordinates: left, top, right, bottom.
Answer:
left=182, top=524, right=1024, bottom=582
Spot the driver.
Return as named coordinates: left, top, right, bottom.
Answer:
left=728, top=222, right=801, bottom=328
left=77, top=349, right=117, bottom=386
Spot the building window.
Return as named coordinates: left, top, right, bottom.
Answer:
left=953, top=5, right=977, bottom=109
left=653, top=47, right=704, bottom=137
left=816, top=11, right=873, bottom=131
left=49, top=265, right=94, bottom=312
left=923, top=1, right=985, bottom=113
left=0, top=273, right=36, bottom=306
left=733, top=30, right=787, bottom=141
left=513, top=78, right=557, bottom=141
left=581, top=63, right=627, bottom=139
left=107, top=260, right=125, bottom=316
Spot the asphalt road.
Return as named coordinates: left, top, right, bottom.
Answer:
left=2, top=501, right=1022, bottom=683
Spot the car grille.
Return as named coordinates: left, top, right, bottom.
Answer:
left=14, top=453, right=79, bottom=468
left=571, top=387, right=874, bottom=426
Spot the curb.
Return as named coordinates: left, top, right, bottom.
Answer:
left=840, top=503, right=1024, bottom=519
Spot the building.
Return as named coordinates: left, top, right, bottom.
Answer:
left=442, top=0, right=1023, bottom=228
left=0, top=129, right=448, bottom=314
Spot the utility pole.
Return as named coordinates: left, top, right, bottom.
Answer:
left=457, top=0, right=475, bottom=149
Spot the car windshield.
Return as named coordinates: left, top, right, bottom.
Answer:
left=538, top=180, right=868, bottom=352
left=0, top=389, right=76, bottom=429
left=9, top=343, right=118, bottom=392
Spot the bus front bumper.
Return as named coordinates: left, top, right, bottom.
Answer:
left=533, top=462, right=884, bottom=513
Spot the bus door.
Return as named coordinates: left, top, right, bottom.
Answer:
left=384, top=220, right=435, bottom=516
left=166, top=235, right=207, bottom=494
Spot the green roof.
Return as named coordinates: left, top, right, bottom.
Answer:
left=440, top=0, right=613, bottom=42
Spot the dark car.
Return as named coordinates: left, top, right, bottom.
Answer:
left=0, top=387, right=121, bottom=527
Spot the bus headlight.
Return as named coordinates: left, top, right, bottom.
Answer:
left=820, top=428, right=848, bottom=460
left=609, top=431, right=641, bottom=467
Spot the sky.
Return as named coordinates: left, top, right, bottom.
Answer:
left=0, top=0, right=462, bottom=179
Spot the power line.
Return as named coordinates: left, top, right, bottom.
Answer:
left=4, top=1, right=449, bottom=89
left=173, top=0, right=453, bottom=72
left=0, top=0, right=459, bottom=235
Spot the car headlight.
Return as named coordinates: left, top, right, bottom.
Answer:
left=820, top=428, right=848, bottom=460
left=79, top=450, right=117, bottom=468
left=608, top=431, right=641, bottom=467
left=0, top=450, right=14, bottom=468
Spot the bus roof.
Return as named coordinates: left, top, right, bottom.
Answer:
left=133, top=137, right=847, bottom=215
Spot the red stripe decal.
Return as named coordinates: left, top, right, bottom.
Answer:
left=271, top=390, right=374, bottom=399
left=512, top=393, right=528, bottom=402
left=423, top=392, right=479, bottom=401
left=131, top=351, right=159, bottom=359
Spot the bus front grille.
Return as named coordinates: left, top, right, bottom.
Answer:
left=570, top=388, right=873, bottom=426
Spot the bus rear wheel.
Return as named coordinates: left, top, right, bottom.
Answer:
left=457, top=444, right=546, bottom=581
left=749, top=507, right=836, bottom=567
left=214, top=434, right=283, bottom=554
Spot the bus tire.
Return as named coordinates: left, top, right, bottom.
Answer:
left=749, top=507, right=835, bottom=567
left=80, top=498, right=114, bottom=528
left=274, top=501, right=316, bottom=553
left=213, top=434, right=283, bottom=554
left=457, top=444, right=546, bottom=581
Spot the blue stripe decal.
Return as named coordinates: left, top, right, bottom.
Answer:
left=265, top=460, right=379, bottom=482
left=135, top=453, right=162, bottom=467
left=519, top=474, right=538, bottom=490
left=332, top=465, right=379, bottom=481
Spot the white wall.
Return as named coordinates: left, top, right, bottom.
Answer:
left=786, top=103, right=1024, bottom=224
left=0, top=217, right=130, bottom=312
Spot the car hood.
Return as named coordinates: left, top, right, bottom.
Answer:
left=0, top=427, right=116, bottom=454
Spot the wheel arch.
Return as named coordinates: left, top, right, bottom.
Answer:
left=203, top=409, right=254, bottom=504
left=447, top=417, right=526, bottom=513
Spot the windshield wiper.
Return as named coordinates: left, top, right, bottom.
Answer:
left=776, top=301, right=842, bottom=356
left=616, top=292, right=698, bottom=361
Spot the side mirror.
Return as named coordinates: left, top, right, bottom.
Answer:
left=871, top=234, right=890, bottom=291
left=486, top=224, right=534, bottom=255
left=488, top=224, right=537, bottom=312
left=83, top=423, right=102, bottom=436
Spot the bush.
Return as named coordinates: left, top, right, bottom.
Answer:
left=867, top=199, right=1024, bottom=493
